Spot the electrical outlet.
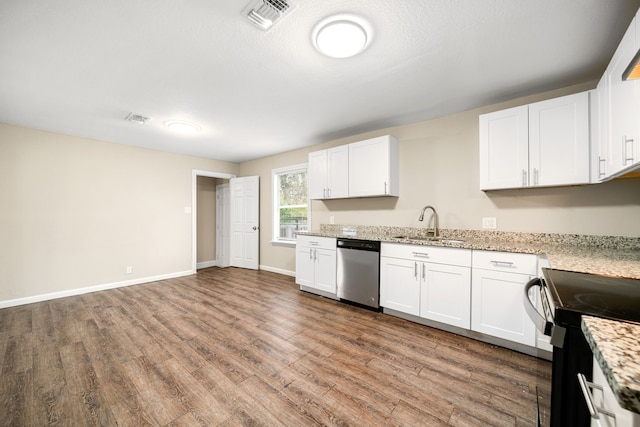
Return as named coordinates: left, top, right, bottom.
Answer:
left=329, top=215, right=335, bottom=224
left=482, top=217, right=497, bottom=229
left=184, top=207, right=192, bottom=214
left=126, top=266, right=133, bottom=274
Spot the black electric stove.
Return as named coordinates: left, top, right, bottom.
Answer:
left=529, top=268, right=640, bottom=427
left=545, top=268, right=640, bottom=324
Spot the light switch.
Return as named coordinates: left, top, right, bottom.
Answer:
left=184, top=207, right=192, bottom=214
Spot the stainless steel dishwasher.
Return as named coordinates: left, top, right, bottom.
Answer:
left=336, top=238, right=381, bottom=310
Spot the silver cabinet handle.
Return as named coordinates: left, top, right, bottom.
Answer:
left=309, top=248, right=313, bottom=260
left=490, top=260, right=515, bottom=268
left=412, top=252, right=430, bottom=258
left=533, top=168, right=539, bottom=186
left=598, top=157, right=606, bottom=178
left=384, top=181, right=387, bottom=195
left=414, top=262, right=417, bottom=279
left=577, top=373, right=616, bottom=421
left=522, top=169, right=528, bottom=187
left=624, top=136, right=634, bottom=164
left=313, top=248, right=317, bottom=261
left=422, top=263, right=426, bottom=280
left=327, top=188, right=331, bottom=198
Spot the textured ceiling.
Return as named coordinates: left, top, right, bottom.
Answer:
left=1, top=0, right=639, bottom=162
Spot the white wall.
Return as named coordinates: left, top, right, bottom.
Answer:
left=241, top=82, right=640, bottom=274
left=0, top=123, right=239, bottom=302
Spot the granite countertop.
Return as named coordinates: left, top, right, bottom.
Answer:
left=298, top=225, right=640, bottom=279
left=582, top=316, right=640, bottom=414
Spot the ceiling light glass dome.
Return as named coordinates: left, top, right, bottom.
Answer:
left=313, top=15, right=372, bottom=59
left=164, top=120, right=200, bottom=134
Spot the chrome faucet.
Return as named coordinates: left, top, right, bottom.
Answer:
left=418, top=205, right=439, bottom=237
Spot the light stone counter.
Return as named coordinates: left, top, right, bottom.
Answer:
left=298, top=225, right=640, bottom=279
left=582, top=316, right=640, bottom=414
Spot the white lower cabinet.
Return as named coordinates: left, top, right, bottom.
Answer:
left=380, top=256, right=420, bottom=315
left=420, top=262, right=471, bottom=329
left=380, top=243, right=471, bottom=328
left=586, top=357, right=640, bottom=427
left=296, top=236, right=337, bottom=295
left=471, top=251, right=537, bottom=346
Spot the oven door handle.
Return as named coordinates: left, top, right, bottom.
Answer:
left=524, top=277, right=566, bottom=348
left=524, top=278, right=553, bottom=336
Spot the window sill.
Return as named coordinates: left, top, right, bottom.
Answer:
left=270, top=240, right=296, bottom=248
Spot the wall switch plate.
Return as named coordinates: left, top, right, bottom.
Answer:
left=126, top=266, right=133, bottom=274
left=482, top=217, right=497, bottom=229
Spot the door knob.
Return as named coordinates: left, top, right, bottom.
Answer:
left=252, top=226, right=258, bottom=230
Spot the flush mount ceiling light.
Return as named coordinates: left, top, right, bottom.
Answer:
left=164, top=120, right=200, bottom=134
left=313, top=15, right=372, bottom=58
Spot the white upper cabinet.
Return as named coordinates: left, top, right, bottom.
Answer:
left=479, top=92, right=590, bottom=190
left=308, top=146, right=349, bottom=200
left=529, top=92, right=590, bottom=187
left=349, top=135, right=399, bottom=197
left=605, top=15, right=639, bottom=178
left=479, top=105, right=529, bottom=190
left=308, top=135, right=399, bottom=199
left=591, top=77, right=609, bottom=182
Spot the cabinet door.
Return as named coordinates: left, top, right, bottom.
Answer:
left=314, top=248, right=337, bottom=293
left=479, top=105, right=529, bottom=190
left=420, top=263, right=471, bottom=329
left=380, top=257, right=420, bottom=315
left=295, top=245, right=315, bottom=287
left=529, top=92, right=590, bottom=186
left=349, top=135, right=399, bottom=197
left=608, top=17, right=638, bottom=176
left=591, top=79, right=609, bottom=182
left=471, top=269, right=536, bottom=346
left=326, top=146, right=349, bottom=199
left=308, top=150, right=328, bottom=200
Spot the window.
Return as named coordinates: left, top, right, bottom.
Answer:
left=272, top=164, right=309, bottom=245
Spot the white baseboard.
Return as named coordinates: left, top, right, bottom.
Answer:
left=196, top=260, right=218, bottom=269
left=259, top=265, right=295, bottom=277
left=0, top=269, right=195, bottom=309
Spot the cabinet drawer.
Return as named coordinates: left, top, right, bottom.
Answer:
left=381, top=243, right=471, bottom=267
left=297, top=235, right=336, bottom=251
left=472, top=250, right=537, bottom=275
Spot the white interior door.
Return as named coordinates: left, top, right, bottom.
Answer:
left=215, top=183, right=230, bottom=268
left=230, top=176, right=259, bottom=270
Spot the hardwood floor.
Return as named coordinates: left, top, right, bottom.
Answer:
left=0, top=267, right=551, bottom=426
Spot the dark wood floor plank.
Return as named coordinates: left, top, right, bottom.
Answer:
left=59, top=341, right=118, bottom=426
left=120, top=356, right=187, bottom=425
left=0, top=266, right=549, bottom=426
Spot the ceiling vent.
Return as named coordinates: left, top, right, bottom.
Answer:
left=244, top=0, right=295, bottom=31
left=125, top=113, right=151, bottom=125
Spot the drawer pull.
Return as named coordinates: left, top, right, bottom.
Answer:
left=490, top=260, right=515, bottom=268
left=577, top=373, right=616, bottom=421
left=412, top=252, right=430, bottom=258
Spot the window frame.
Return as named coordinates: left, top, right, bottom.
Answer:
left=271, top=163, right=310, bottom=247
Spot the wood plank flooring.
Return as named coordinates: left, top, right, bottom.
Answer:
left=0, top=267, right=551, bottom=426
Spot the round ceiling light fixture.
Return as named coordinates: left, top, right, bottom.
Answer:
left=164, top=120, right=201, bottom=134
left=313, top=15, right=372, bottom=58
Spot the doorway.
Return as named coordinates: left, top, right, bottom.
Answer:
left=191, top=170, right=260, bottom=272
left=192, top=170, right=235, bottom=272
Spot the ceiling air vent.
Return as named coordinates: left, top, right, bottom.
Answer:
left=125, top=113, right=151, bottom=125
left=244, top=0, right=295, bottom=31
